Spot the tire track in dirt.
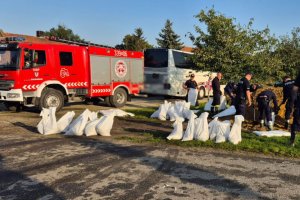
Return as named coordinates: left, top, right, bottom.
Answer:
left=115, top=148, right=180, bottom=200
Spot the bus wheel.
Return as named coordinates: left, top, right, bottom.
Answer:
left=104, top=96, right=112, bottom=107
left=110, top=88, right=127, bottom=108
left=198, top=87, right=206, bottom=99
left=39, top=88, right=64, bottom=111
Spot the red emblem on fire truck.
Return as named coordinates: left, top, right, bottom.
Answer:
left=60, top=68, right=70, bottom=78
left=115, top=60, right=127, bottom=78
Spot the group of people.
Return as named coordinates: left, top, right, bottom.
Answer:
left=184, top=71, right=300, bottom=146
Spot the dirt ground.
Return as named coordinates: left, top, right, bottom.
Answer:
left=0, top=97, right=300, bottom=200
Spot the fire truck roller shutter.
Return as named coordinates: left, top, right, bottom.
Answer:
left=109, top=87, right=128, bottom=108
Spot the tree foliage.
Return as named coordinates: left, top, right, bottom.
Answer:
left=44, top=24, right=85, bottom=42
left=275, top=27, right=300, bottom=78
left=189, top=8, right=281, bottom=83
left=156, top=19, right=183, bottom=49
left=0, top=29, right=4, bottom=37
left=116, top=28, right=152, bottom=51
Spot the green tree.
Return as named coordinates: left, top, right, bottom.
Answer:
left=0, top=29, right=4, bottom=37
left=156, top=19, right=184, bottom=49
left=116, top=28, right=152, bottom=51
left=275, top=27, right=300, bottom=79
left=189, top=8, right=280, bottom=83
left=44, top=24, right=85, bottom=42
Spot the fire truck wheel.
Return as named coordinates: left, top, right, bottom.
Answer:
left=198, top=87, right=206, bottom=99
left=105, top=96, right=112, bottom=107
left=109, top=88, right=127, bottom=108
left=40, top=88, right=64, bottom=111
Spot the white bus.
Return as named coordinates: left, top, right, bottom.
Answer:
left=142, top=48, right=219, bottom=99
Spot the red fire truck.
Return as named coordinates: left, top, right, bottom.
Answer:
left=0, top=36, right=144, bottom=111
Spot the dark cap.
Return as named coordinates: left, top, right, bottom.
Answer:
left=190, top=74, right=195, bottom=77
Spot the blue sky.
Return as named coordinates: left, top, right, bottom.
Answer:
left=0, top=0, right=299, bottom=47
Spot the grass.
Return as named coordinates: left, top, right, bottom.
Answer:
left=121, top=103, right=300, bottom=158
left=115, top=130, right=300, bottom=158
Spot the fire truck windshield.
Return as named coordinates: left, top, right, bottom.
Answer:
left=0, top=49, right=20, bottom=70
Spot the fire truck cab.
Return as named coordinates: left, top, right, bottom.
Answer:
left=0, top=36, right=144, bottom=111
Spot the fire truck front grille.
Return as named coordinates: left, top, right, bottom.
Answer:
left=0, top=80, right=14, bottom=90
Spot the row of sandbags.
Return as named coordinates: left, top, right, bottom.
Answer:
left=37, top=107, right=134, bottom=137
left=150, top=100, right=198, bottom=121
left=167, top=110, right=245, bottom=145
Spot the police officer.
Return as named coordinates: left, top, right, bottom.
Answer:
left=235, top=72, right=253, bottom=117
left=211, top=72, right=222, bottom=115
left=290, top=72, right=300, bottom=147
left=224, top=81, right=236, bottom=105
left=280, top=76, right=295, bottom=129
left=256, top=89, right=279, bottom=130
left=183, top=74, right=198, bottom=101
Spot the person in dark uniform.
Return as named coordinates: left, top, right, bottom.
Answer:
left=280, top=76, right=295, bottom=129
left=211, top=72, right=222, bottom=115
left=224, top=81, right=236, bottom=105
left=290, top=72, right=300, bottom=147
left=256, top=89, right=279, bottom=130
left=235, top=72, right=253, bottom=117
left=183, top=74, right=198, bottom=101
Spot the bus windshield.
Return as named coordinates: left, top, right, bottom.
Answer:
left=0, top=49, right=20, bottom=70
left=144, top=49, right=168, bottom=68
left=173, top=51, right=197, bottom=69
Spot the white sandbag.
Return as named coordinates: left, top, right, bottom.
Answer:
left=167, top=105, right=178, bottom=122
left=204, top=99, right=213, bottom=111
left=37, top=107, right=58, bottom=135
left=151, top=100, right=171, bottom=120
left=167, top=117, right=185, bottom=140
left=84, top=118, right=102, bottom=137
left=215, top=120, right=231, bottom=143
left=208, top=117, right=219, bottom=140
left=96, top=113, right=115, bottom=136
left=188, top=88, right=198, bottom=106
left=89, top=112, right=98, bottom=121
left=219, top=95, right=227, bottom=110
left=57, top=111, right=75, bottom=132
left=213, top=106, right=236, bottom=118
left=194, top=112, right=209, bottom=141
left=253, top=130, right=291, bottom=137
left=228, top=115, right=244, bottom=145
left=100, top=109, right=134, bottom=117
left=65, top=109, right=91, bottom=136
left=182, top=111, right=197, bottom=141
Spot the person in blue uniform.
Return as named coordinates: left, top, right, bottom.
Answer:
left=224, top=81, right=236, bottom=105
left=256, top=89, right=279, bottom=130
left=290, top=72, right=300, bottom=147
left=211, top=72, right=222, bottom=115
left=280, top=76, right=295, bottom=129
left=235, top=72, right=253, bottom=117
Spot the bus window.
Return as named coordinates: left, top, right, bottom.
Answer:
left=144, top=49, right=168, bottom=68
left=173, top=51, right=197, bottom=69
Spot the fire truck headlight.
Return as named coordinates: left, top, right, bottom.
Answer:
left=7, top=93, right=20, bottom=98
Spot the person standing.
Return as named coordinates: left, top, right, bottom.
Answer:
left=290, top=72, right=300, bottom=147
left=235, top=72, right=253, bottom=117
left=280, top=76, right=295, bottom=129
left=256, top=89, right=279, bottom=130
left=183, top=74, right=198, bottom=101
left=211, top=72, right=222, bottom=115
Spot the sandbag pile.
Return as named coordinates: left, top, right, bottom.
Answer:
left=37, top=107, right=134, bottom=137
left=151, top=100, right=196, bottom=121
left=167, top=113, right=245, bottom=145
